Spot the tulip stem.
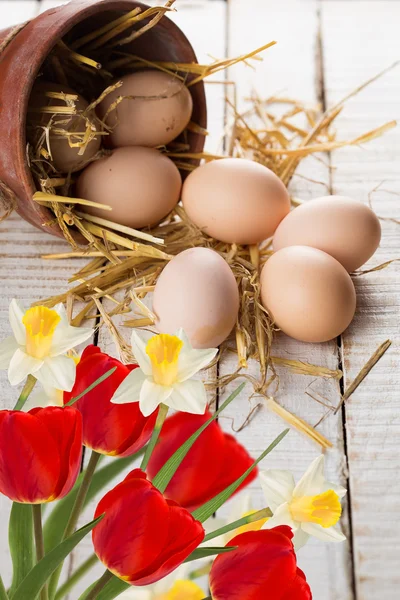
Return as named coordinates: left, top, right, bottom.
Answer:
left=13, top=375, right=37, bottom=411
left=32, top=505, right=49, bottom=600
left=48, top=451, right=101, bottom=600
left=140, top=403, right=169, bottom=471
left=85, top=570, right=114, bottom=600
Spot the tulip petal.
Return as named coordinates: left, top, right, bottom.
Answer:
left=35, top=355, right=76, bottom=391
left=282, top=568, right=312, bottom=600
left=50, top=322, right=92, bottom=357
left=0, top=411, right=60, bottom=503
left=301, top=521, right=346, bottom=543
left=8, top=348, right=43, bottom=385
left=111, top=368, right=146, bottom=405
left=167, top=379, right=208, bottom=414
left=262, top=502, right=297, bottom=532
left=0, top=336, right=18, bottom=369
left=9, top=299, right=26, bottom=345
left=131, top=330, right=152, bottom=376
left=139, top=379, right=173, bottom=417
left=260, top=469, right=296, bottom=511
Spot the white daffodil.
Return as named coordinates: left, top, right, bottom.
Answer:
left=0, top=299, right=92, bottom=392
left=118, top=565, right=205, bottom=600
left=23, top=354, right=81, bottom=411
left=260, top=455, right=347, bottom=550
left=111, top=329, right=218, bottom=417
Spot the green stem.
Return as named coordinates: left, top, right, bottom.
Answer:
left=203, top=507, right=272, bottom=543
left=32, top=505, right=49, bottom=600
left=140, top=403, right=169, bottom=471
left=85, top=570, right=113, bottom=600
left=54, top=554, right=98, bottom=600
left=0, top=576, right=9, bottom=600
left=13, top=375, right=37, bottom=410
left=65, top=368, right=117, bottom=407
left=48, top=451, right=101, bottom=599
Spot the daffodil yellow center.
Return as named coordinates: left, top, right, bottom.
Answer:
left=156, top=580, right=204, bottom=600
left=22, top=306, right=61, bottom=359
left=227, top=510, right=269, bottom=541
left=289, top=489, right=342, bottom=528
left=146, top=334, right=183, bottom=386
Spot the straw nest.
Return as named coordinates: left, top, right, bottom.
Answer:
left=22, top=1, right=396, bottom=446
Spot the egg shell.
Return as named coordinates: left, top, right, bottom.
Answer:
left=28, top=82, right=101, bottom=173
left=152, top=247, right=239, bottom=349
left=260, top=246, right=356, bottom=343
left=97, top=70, right=193, bottom=148
left=273, top=195, right=381, bottom=272
left=181, top=158, right=290, bottom=244
left=76, top=146, right=182, bottom=229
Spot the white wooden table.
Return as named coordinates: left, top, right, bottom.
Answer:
left=0, top=1, right=399, bottom=599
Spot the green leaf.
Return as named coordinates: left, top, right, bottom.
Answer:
left=0, top=575, right=9, bottom=600
left=12, top=516, right=103, bottom=600
left=184, top=546, right=237, bottom=562
left=152, top=383, right=246, bottom=492
left=192, top=429, right=289, bottom=523
left=8, top=503, right=35, bottom=597
left=78, top=577, right=129, bottom=600
left=202, top=507, right=272, bottom=544
left=64, top=368, right=117, bottom=407
left=44, top=449, right=144, bottom=553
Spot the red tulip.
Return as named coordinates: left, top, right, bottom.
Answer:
left=146, top=410, right=257, bottom=511
left=209, top=527, right=312, bottom=600
left=64, top=345, right=157, bottom=457
left=92, top=469, right=205, bottom=586
left=0, top=406, right=82, bottom=504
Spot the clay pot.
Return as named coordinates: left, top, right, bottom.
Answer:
left=0, top=0, right=207, bottom=239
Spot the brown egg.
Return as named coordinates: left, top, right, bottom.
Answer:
left=153, top=248, right=239, bottom=348
left=260, top=246, right=356, bottom=343
left=273, top=195, right=381, bottom=272
left=76, top=147, right=182, bottom=228
left=97, top=70, right=193, bottom=148
left=28, top=82, right=101, bottom=173
left=182, top=158, right=290, bottom=244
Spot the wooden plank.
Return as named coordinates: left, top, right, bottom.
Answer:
left=321, top=2, right=400, bottom=598
left=224, top=2, right=354, bottom=598
left=71, top=2, right=228, bottom=597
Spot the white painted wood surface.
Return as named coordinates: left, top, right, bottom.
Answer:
left=0, top=1, right=398, bottom=599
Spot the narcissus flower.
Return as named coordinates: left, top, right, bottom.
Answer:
left=0, top=299, right=92, bottom=390
left=261, top=455, right=346, bottom=549
left=0, top=406, right=82, bottom=503
left=209, top=527, right=312, bottom=600
left=146, top=410, right=257, bottom=511
left=92, top=469, right=205, bottom=586
left=111, top=329, right=217, bottom=417
left=118, top=565, right=205, bottom=599
left=63, top=345, right=158, bottom=456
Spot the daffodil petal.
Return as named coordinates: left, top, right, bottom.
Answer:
left=139, top=379, right=173, bottom=417
left=35, top=355, right=76, bottom=391
left=259, top=469, right=296, bottom=511
left=8, top=348, right=43, bottom=385
left=262, top=502, right=297, bottom=532
left=293, top=455, right=326, bottom=498
left=323, top=480, right=347, bottom=499
left=51, top=324, right=93, bottom=357
left=131, top=330, right=152, bottom=376
left=0, top=336, right=18, bottom=369
left=23, top=391, right=54, bottom=411
left=53, top=302, right=69, bottom=325
left=168, top=379, right=208, bottom=414
left=292, top=528, right=310, bottom=551
left=301, top=522, right=346, bottom=543
left=111, top=368, right=146, bottom=405
left=177, top=345, right=218, bottom=382
left=9, top=299, right=26, bottom=346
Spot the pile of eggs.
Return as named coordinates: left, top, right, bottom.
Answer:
left=153, top=160, right=381, bottom=348
left=28, top=70, right=193, bottom=229
left=28, top=71, right=381, bottom=350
